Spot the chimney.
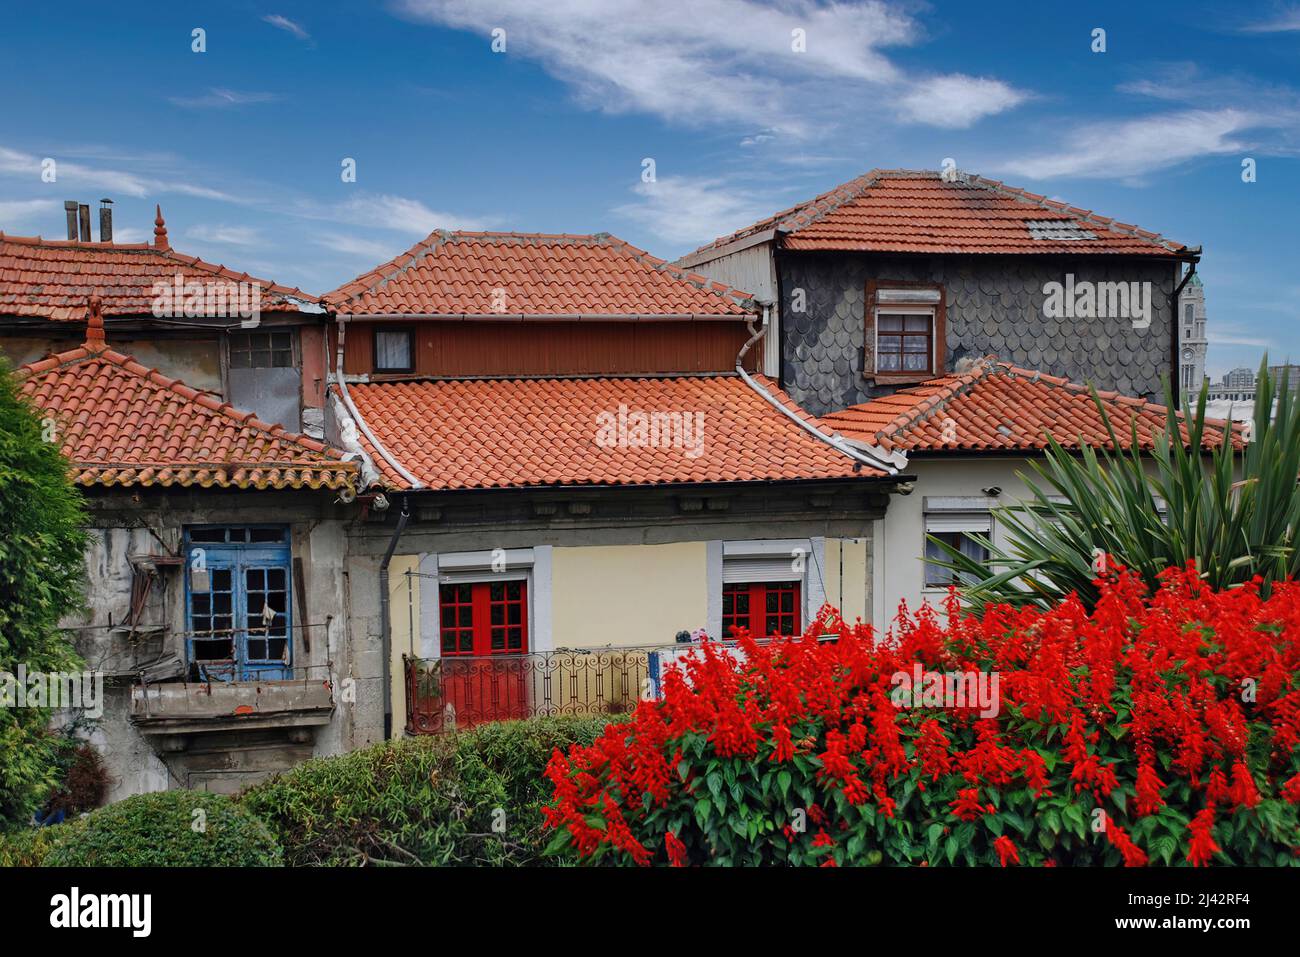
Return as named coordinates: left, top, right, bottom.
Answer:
left=77, top=204, right=91, bottom=242
left=63, top=201, right=78, bottom=241
left=98, top=199, right=113, bottom=243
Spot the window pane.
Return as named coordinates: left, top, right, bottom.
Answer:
left=376, top=331, right=412, bottom=370
left=879, top=315, right=903, bottom=331
left=904, top=315, right=930, bottom=332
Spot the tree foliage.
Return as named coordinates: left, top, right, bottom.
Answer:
left=0, top=358, right=86, bottom=829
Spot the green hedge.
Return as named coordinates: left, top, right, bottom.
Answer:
left=0, top=817, right=84, bottom=867
left=242, top=715, right=622, bottom=866
left=42, top=791, right=283, bottom=867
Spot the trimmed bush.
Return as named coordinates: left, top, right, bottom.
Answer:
left=242, top=715, right=621, bottom=866
left=0, top=817, right=85, bottom=867
left=42, top=790, right=282, bottom=867
left=544, top=568, right=1300, bottom=867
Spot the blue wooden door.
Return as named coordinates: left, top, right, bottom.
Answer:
left=185, top=527, right=293, bottom=681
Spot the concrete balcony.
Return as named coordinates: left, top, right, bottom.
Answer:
left=131, top=678, right=334, bottom=736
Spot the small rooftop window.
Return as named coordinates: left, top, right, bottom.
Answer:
left=1026, top=220, right=1097, bottom=241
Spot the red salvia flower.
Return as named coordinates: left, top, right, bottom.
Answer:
left=993, top=835, right=1020, bottom=867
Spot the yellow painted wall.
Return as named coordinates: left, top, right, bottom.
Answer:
left=552, top=542, right=707, bottom=648
left=825, top=537, right=868, bottom=625
left=387, top=556, right=421, bottom=735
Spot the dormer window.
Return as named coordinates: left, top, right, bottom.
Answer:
left=865, top=282, right=945, bottom=382
left=1026, top=220, right=1096, bottom=241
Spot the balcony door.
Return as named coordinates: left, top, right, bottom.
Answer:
left=185, top=526, right=292, bottom=681
left=437, top=579, right=530, bottom=725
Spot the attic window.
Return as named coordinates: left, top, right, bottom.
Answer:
left=1027, top=220, right=1096, bottom=241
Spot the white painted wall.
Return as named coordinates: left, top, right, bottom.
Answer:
left=876, top=454, right=1168, bottom=631
left=876, top=456, right=1049, bottom=627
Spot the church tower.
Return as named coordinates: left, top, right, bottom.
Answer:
left=1178, top=271, right=1208, bottom=405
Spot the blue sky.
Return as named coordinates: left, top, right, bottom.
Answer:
left=1, top=0, right=1297, bottom=379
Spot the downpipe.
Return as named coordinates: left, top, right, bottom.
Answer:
left=378, top=496, right=411, bottom=740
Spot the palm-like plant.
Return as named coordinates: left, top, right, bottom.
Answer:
left=929, top=360, right=1300, bottom=611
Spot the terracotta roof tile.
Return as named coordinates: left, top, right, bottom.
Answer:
left=17, top=309, right=357, bottom=491
left=821, top=357, right=1239, bottom=453
left=325, top=231, right=755, bottom=317
left=0, top=226, right=318, bottom=321
left=342, top=373, right=886, bottom=490
left=691, top=169, right=1190, bottom=258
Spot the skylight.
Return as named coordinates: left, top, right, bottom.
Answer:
left=1027, top=220, right=1097, bottom=241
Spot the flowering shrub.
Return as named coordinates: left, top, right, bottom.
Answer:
left=543, top=566, right=1300, bottom=866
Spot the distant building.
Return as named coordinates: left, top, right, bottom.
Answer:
left=1267, top=364, right=1300, bottom=393
left=1223, top=367, right=1255, bottom=389
left=1178, top=272, right=1208, bottom=407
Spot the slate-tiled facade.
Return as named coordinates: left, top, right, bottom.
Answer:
left=781, top=253, right=1179, bottom=415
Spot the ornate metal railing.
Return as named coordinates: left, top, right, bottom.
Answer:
left=403, top=649, right=653, bottom=733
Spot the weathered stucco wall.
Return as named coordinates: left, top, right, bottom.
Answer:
left=2, top=335, right=223, bottom=394
left=61, top=490, right=356, bottom=802
left=780, top=253, right=1179, bottom=415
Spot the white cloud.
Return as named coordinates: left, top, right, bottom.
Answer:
left=897, top=75, right=1029, bottom=128
left=998, top=109, right=1260, bottom=180
left=312, top=231, right=410, bottom=261
left=186, top=224, right=263, bottom=246
left=263, top=14, right=311, bottom=41
left=393, top=0, right=1024, bottom=137
left=613, top=176, right=771, bottom=248
left=0, top=144, right=232, bottom=200
left=0, top=198, right=59, bottom=231
left=168, top=88, right=281, bottom=109
left=1208, top=325, right=1277, bottom=349
left=327, top=193, right=494, bottom=234
left=1240, top=7, right=1300, bottom=32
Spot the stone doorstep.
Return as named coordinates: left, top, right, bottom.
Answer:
left=130, top=678, right=335, bottom=734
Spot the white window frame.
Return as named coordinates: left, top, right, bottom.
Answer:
left=416, top=547, right=553, bottom=658
left=707, top=538, right=826, bottom=638
left=922, top=497, right=994, bottom=591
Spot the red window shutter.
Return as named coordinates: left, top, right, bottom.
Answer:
left=439, top=580, right=529, bottom=656
left=722, top=581, right=801, bottom=638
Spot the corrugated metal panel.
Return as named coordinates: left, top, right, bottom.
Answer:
left=341, top=321, right=756, bottom=376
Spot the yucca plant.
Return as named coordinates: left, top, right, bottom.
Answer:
left=929, top=359, right=1300, bottom=611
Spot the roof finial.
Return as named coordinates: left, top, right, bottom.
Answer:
left=85, top=295, right=105, bottom=347
left=153, top=204, right=169, bottom=250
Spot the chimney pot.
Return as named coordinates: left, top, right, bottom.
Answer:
left=98, top=198, right=114, bottom=243
left=77, top=204, right=91, bottom=243
left=64, top=201, right=78, bottom=241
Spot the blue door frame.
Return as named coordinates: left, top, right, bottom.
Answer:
left=184, top=526, right=293, bottom=681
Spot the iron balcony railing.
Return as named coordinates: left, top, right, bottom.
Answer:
left=403, top=648, right=655, bottom=733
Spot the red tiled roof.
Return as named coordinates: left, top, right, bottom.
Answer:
left=821, top=357, right=1238, bottom=453
left=17, top=304, right=356, bottom=490
left=324, top=231, right=755, bottom=317
left=0, top=222, right=318, bottom=321
left=341, top=373, right=887, bottom=491
left=691, top=169, right=1190, bottom=258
